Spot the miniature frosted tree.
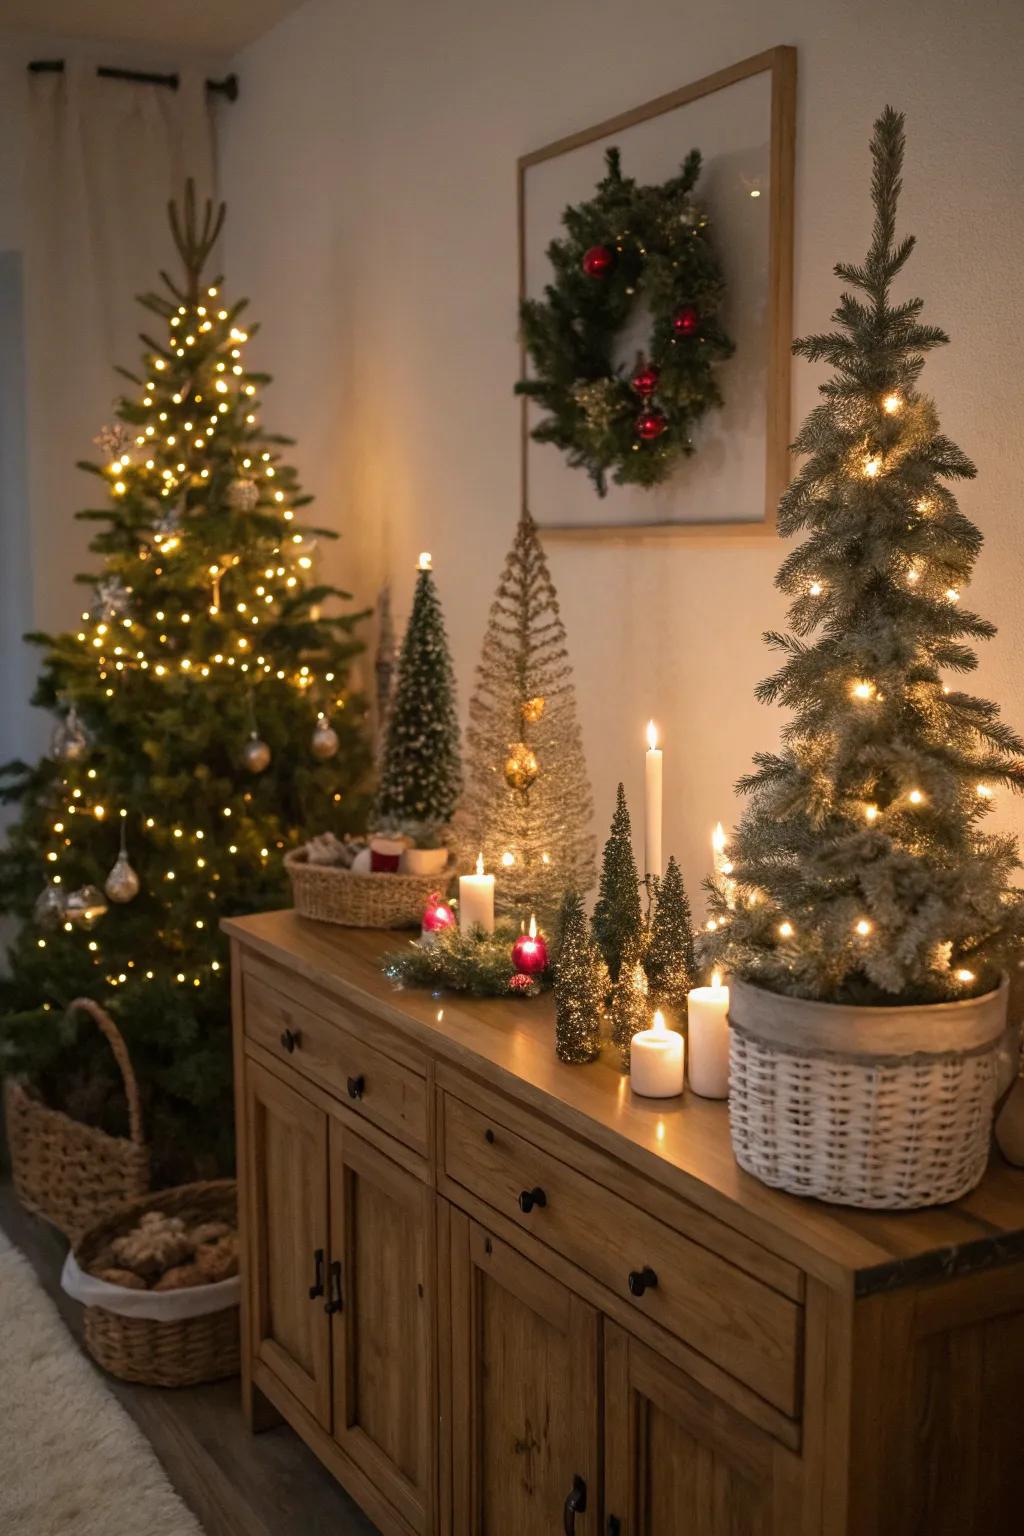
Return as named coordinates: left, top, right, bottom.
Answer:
left=553, top=890, right=606, bottom=1063
left=591, top=783, right=644, bottom=982
left=610, top=929, right=650, bottom=1067
left=702, top=109, right=1024, bottom=1005
left=373, top=555, right=461, bottom=838
left=456, top=510, right=595, bottom=921
left=645, top=855, right=696, bottom=1026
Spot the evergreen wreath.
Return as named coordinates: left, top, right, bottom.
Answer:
left=517, top=146, right=734, bottom=496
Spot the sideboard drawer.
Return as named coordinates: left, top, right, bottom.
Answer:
left=442, top=1091, right=801, bottom=1416
left=243, top=971, right=428, bottom=1155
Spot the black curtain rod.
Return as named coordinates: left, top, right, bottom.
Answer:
left=28, top=60, right=239, bottom=100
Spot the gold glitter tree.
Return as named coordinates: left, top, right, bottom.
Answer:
left=455, top=510, right=595, bottom=924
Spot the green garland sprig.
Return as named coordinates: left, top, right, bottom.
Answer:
left=517, top=147, right=734, bottom=495
left=382, top=920, right=550, bottom=999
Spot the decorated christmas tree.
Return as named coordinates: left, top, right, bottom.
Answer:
left=645, top=855, right=696, bottom=1027
left=591, top=782, right=644, bottom=982
left=610, top=928, right=649, bottom=1067
left=702, top=109, right=1024, bottom=1005
left=553, top=889, right=606, bottom=1064
left=0, top=185, right=370, bottom=1179
left=455, top=510, right=595, bottom=921
left=372, top=554, right=461, bottom=840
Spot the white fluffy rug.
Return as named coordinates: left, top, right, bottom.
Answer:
left=0, top=1229, right=203, bottom=1535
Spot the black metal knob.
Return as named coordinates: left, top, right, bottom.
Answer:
left=324, top=1259, right=343, bottom=1315
left=518, top=1186, right=547, bottom=1214
left=607, top=1519, right=622, bottom=1536
left=627, top=1265, right=658, bottom=1298
left=308, top=1247, right=325, bottom=1299
left=484, top=1127, right=495, bottom=1144
left=346, top=1074, right=365, bottom=1101
left=563, top=1474, right=587, bottom=1533
left=280, top=1026, right=298, bottom=1053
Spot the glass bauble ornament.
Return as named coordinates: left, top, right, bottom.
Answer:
left=631, top=363, right=660, bottom=398
left=521, top=696, right=546, bottom=724
left=51, top=707, right=89, bottom=763
left=504, top=742, right=540, bottom=790
left=635, top=409, right=667, bottom=442
left=104, top=850, right=140, bottom=904
left=64, top=885, right=108, bottom=929
left=672, top=305, right=699, bottom=336
left=311, top=716, right=340, bottom=761
left=242, top=732, right=271, bottom=774
left=581, top=244, right=615, bottom=278
left=227, top=478, right=259, bottom=512
left=34, top=882, right=66, bottom=929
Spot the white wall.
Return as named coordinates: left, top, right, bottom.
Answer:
left=221, top=0, right=1024, bottom=910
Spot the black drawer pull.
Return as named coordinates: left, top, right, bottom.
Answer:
left=563, top=1474, right=587, bottom=1533
left=518, top=1186, right=547, bottom=1214
left=308, top=1247, right=325, bottom=1299
left=324, top=1259, right=343, bottom=1314
left=607, top=1520, right=621, bottom=1536
left=346, top=1074, right=365, bottom=1101
left=280, top=1027, right=299, bottom=1053
left=627, top=1265, right=658, bottom=1298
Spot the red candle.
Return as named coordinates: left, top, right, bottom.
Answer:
left=511, top=914, right=549, bottom=975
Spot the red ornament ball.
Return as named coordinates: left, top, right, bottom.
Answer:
left=582, top=244, right=616, bottom=278
left=421, top=891, right=456, bottom=937
left=511, top=920, right=549, bottom=976
left=631, top=363, right=660, bottom=398
left=672, top=305, right=700, bottom=337
left=635, top=409, right=668, bottom=443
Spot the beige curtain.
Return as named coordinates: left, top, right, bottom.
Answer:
left=23, top=61, right=218, bottom=638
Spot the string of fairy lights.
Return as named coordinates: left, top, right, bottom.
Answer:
left=36, top=282, right=346, bottom=993
left=699, top=387, right=989, bottom=991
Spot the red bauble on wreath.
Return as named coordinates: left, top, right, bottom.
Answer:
left=672, top=305, right=700, bottom=337
left=631, top=362, right=661, bottom=398
left=581, top=244, right=616, bottom=278
left=517, top=145, right=733, bottom=495
left=636, top=410, right=668, bottom=443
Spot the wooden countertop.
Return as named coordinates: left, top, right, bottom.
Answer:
left=224, top=910, right=1024, bottom=1294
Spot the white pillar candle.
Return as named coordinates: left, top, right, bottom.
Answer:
left=644, top=720, right=663, bottom=881
left=687, top=971, right=731, bottom=1099
left=630, top=1009, right=684, bottom=1098
left=459, top=851, right=495, bottom=935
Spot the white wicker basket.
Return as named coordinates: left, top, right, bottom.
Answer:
left=728, top=975, right=1009, bottom=1210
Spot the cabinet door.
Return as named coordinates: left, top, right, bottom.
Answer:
left=448, top=1209, right=600, bottom=1535
left=245, top=1058, right=331, bottom=1427
left=329, top=1116, right=434, bottom=1534
left=604, top=1323, right=799, bottom=1536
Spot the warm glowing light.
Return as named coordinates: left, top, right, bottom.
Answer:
left=93, top=805, right=106, bottom=820
left=778, top=920, right=794, bottom=939
left=976, top=783, right=994, bottom=799
left=946, top=588, right=960, bottom=604
left=500, top=850, right=515, bottom=867
left=851, top=680, right=875, bottom=701
left=705, top=918, right=718, bottom=932
left=646, top=719, right=659, bottom=752
left=475, top=851, right=485, bottom=877
left=908, top=788, right=925, bottom=805
left=955, top=968, right=975, bottom=983
left=712, top=822, right=727, bottom=856
left=711, top=969, right=723, bottom=989
left=528, top=914, right=538, bottom=940
left=882, top=393, right=902, bottom=414
left=863, top=454, right=882, bottom=478
left=865, top=803, right=879, bottom=822
left=809, top=581, right=823, bottom=597
left=651, top=1009, right=668, bottom=1037
left=854, top=918, right=873, bottom=937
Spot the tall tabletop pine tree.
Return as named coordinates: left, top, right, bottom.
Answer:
left=702, top=110, right=1024, bottom=1005
left=456, top=510, right=595, bottom=922
left=372, top=555, right=461, bottom=838
left=553, top=889, right=606, bottom=1064
left=592, top=782, right=644, bottom=982
left=645, top=855, right=697, bottom=1027
left=0, top=186, right=370, bottom=1179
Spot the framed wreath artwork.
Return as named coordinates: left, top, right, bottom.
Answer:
left=517, top=46, right=796, bottom=543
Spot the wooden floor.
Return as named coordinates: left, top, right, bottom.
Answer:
left=0, top=1182, right=379, bottom=1536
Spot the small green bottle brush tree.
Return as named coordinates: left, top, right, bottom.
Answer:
left=372, top=554, right=461, bottom=846
left=0, top=185, right=371, bottom=1180
left=702, top=108, right=1024, bottom=1006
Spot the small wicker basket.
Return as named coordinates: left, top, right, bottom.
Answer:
left=4, top=997, right=150, bottom=1244
left=728, top=975, right=1009, bottom=1210
left=72, top=1180, right=239, bottom=1388
left=285, top=846, right=455, bottom=928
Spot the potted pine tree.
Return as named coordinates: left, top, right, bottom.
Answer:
left=702, top=109, right=1024, bottom=1210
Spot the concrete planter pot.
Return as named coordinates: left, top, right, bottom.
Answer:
left=727, top=974, right=1009, bottom=1210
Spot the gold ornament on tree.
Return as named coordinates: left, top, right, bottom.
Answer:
left=504, top=742, right=539, bottom=790
left=521, top=696, right=545, bottom=724
left=311, top=714, right=340, bottom=761
left=104, top=821, right=140, bottom=904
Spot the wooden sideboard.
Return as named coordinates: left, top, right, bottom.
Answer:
left=224, top=911, right=1024, bottom=1536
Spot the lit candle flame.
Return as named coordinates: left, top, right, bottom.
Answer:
left=646, top=719, right=659, bottom=752
left=712, top=822, right=726, bottom=855
left=528, top=913, right=537, bottom=939
left=475, top=850, right=484, bottom=877
left=651, top=1009, right=668, bottom=1037
left=711, top=969, right=723, bottom=989
left=418, top=551, right=432, bottom=571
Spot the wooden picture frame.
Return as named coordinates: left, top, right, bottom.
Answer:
left=517, top=45, right=797, bottom=545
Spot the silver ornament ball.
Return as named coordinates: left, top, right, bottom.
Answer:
left=64, top=885, right=108, bottom=930
left=34, top=882, right=66, bottom=930
left=104, top=850, right=141, bottom=904
left=311, top=717, right=340, bottom=761
left=242, top=733, right=272, bottom=774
